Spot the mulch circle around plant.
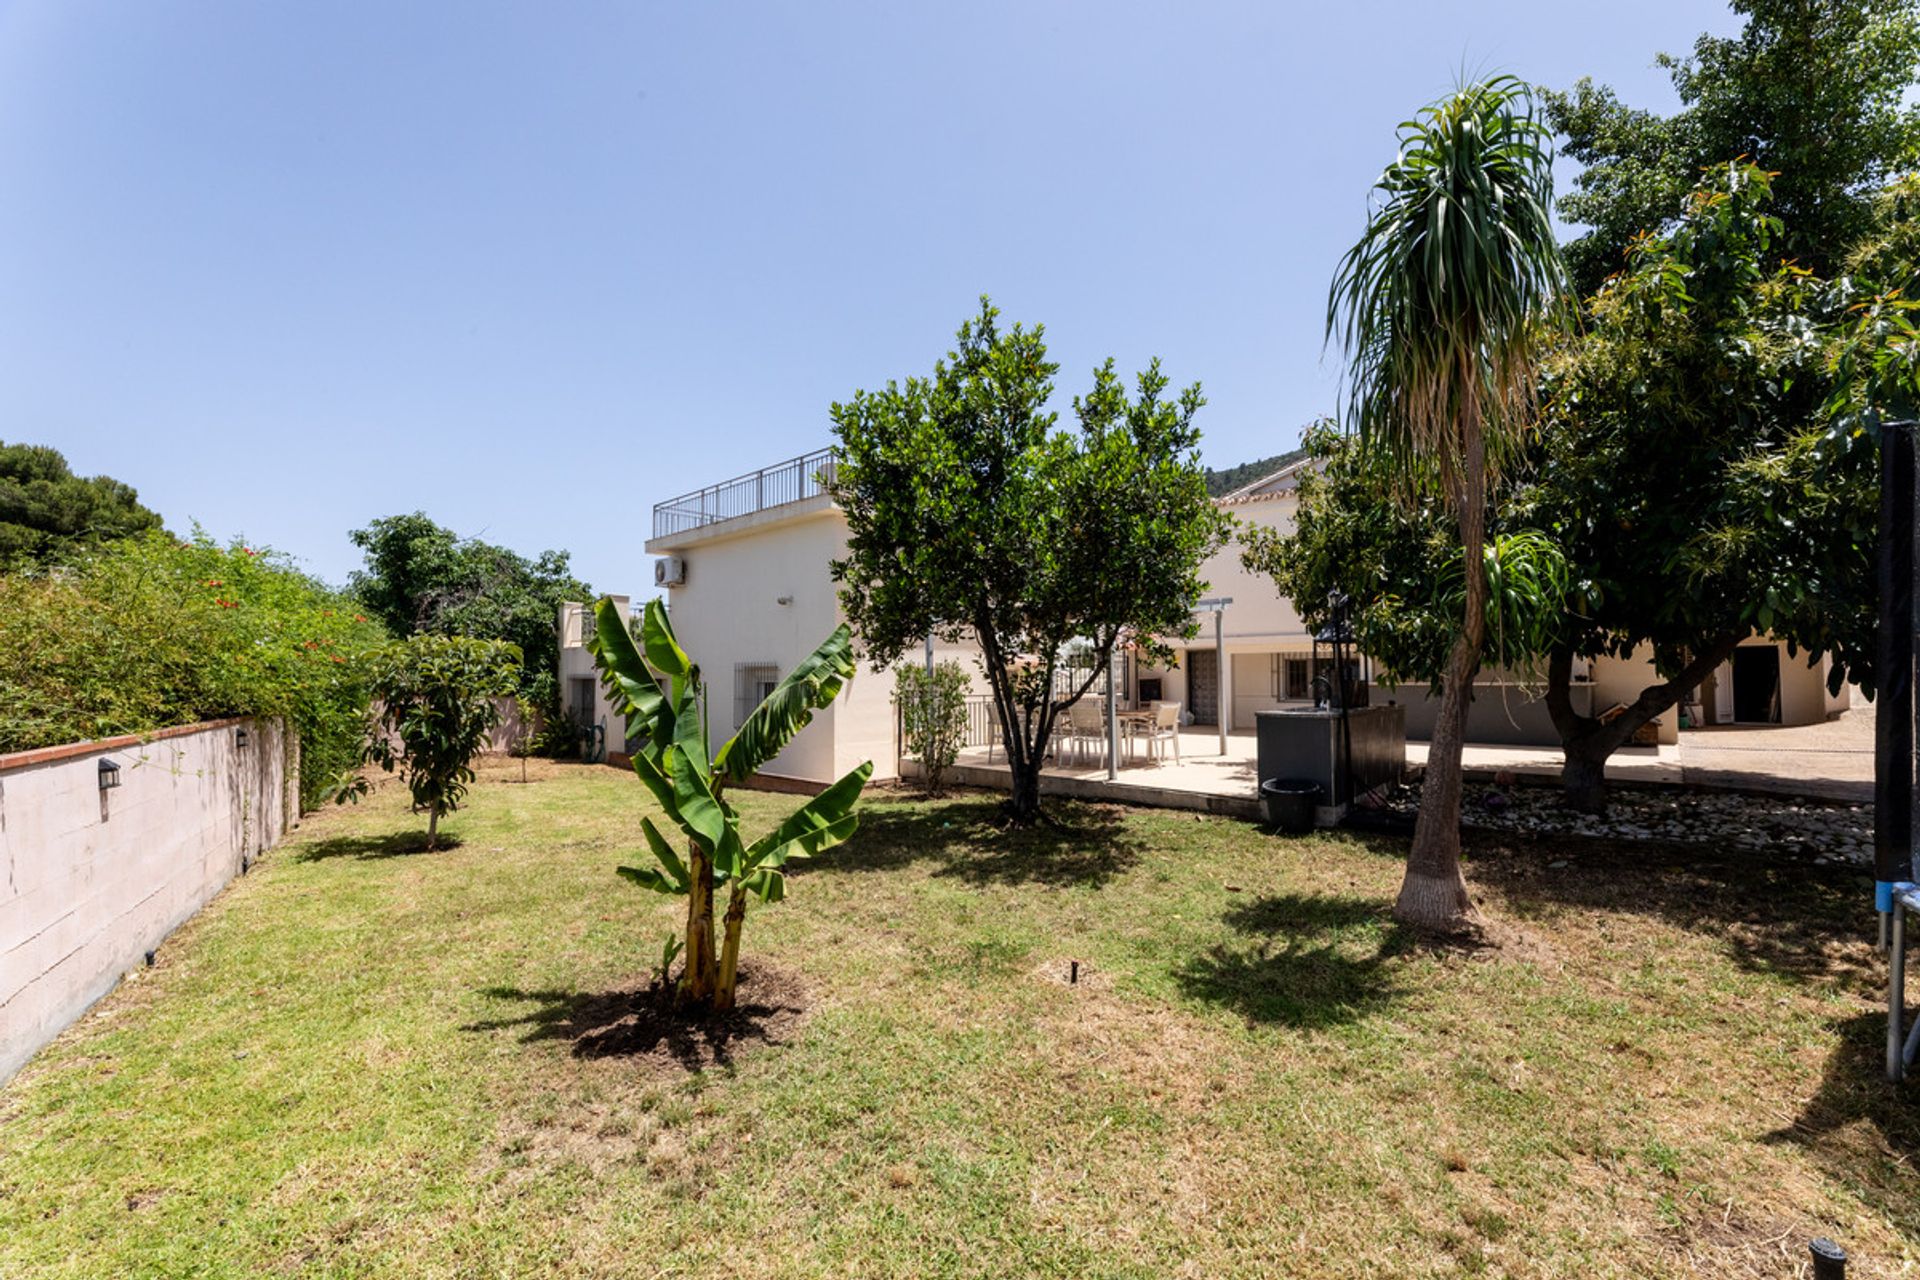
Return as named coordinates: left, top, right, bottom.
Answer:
left=550, top=961, right=812, bottom=1078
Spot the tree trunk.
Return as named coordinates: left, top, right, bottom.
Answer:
left=1559, top=742, right=1609, bottom=814
left=682, top=845, right=718, bottom=1004
left=1396, top=428, right=1486, bottom=934
left=1009, top=757, right=1043, bottom=822
left=1399, top=630, right=1481, bottom=931
left=426, top=804, right=441, bottom=851
left=1543, top=636, right=1744, bottom=815
left=715, top=883, right=747, bottom=1012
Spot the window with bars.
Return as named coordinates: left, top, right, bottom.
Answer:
left=735, top=663, right=780, bottom=731
left=1286, top=657, right=1310, bottom=700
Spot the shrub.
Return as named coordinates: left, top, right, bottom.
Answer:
left=0, top=531, right=387, bottom=808
left=894, top=660, right=971, bottom=794
left=361, top=635, right=522, bottom=850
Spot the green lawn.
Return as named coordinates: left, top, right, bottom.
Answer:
left=1, top=759, right=1914, bottom=1278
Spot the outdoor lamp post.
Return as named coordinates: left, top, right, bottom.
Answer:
left=1313, top=592, right=1357, bottom=807
left=1311, top=592, right=1355, bottom=710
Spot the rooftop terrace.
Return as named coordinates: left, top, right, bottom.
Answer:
left=651, top=446, right=837, bottom=540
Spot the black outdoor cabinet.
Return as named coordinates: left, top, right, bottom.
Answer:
left=1254, top=704, right=1406, bottom=815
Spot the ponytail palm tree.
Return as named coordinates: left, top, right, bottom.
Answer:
left=1328, top=77, right=1569, bottom=931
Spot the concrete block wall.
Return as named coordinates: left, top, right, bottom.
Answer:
left=0, top=716, right=292, bottom=1083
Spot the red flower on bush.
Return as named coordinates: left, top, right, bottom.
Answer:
left=204, top=579, right=224, bottom=587
left=354, top=614, right=367, bottom=623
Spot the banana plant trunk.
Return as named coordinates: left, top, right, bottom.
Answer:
left=716, top=883, right=747, bottom=1011
left=683, top=845, right=719, bottom=1003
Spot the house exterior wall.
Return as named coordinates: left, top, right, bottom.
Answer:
left=1695, top=637, right=1847, bottom=728
left=1771, top=641, right=1834, bottom=727
left=647, top=509, right=911, bottom=786
left=1136, top=496, right=1317, bottom=729
left=558, top=595, right=631, bottom=755
left=1589, top=646, right=1681, bottom=746
left=0, top=717, right=293, bottom=1084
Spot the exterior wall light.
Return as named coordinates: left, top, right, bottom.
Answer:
left=98, top=758, right=122, bottom=790
left=236, top=726, right=250, bottom=749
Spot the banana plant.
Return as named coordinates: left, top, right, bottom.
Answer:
left=588, top=597, right=871, bottom=1010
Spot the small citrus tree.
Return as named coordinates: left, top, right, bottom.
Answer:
left=363, top=634, right=522, bottom=849
left=589, top=597, right=871, bottom=1011
left=894, top=660, right=970, bottom=794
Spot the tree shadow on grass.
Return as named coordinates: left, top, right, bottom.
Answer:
left=292, top=830, right=462, bottom=861
left=1173, top=892, right=1410, bottom=1029
left=798, top=793, right=1147, bottom=889
left=1767, top=1009, right=1920, bottom=1239
left=462, top=963, right=808, bottom=1074
left=1458, top=830, right=1877, bottom=989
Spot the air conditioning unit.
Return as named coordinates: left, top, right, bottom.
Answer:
left=654, top=556, right=687, bottom=588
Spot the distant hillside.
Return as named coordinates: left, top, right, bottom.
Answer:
left=1203, top=447, right=1308, bottom=497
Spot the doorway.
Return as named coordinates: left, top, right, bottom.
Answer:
left=1731, top=646, right=1782, bottom=724
left=1188, top=649, right=1218, bottom=726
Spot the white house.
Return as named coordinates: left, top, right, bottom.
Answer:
left=633, top=449, right=978, bottom=789
left=566, top=447, right=1850, bottom=788
left=557, top=594, right=631, bottom=762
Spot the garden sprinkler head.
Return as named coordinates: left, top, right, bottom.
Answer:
left=1810, top=1238, right=1847, bottom=1278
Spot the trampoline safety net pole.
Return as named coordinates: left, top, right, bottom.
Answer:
left=1876, top=420, right=1918, bottom=1082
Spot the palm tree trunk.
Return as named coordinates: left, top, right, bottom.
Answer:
left=715, top=882, right=747, bottom=1011
left=1396, top=433, right=1487, bottom=933
left=1399, top=632, right=1481, bottom=929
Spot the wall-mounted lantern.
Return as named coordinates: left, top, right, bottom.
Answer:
left=98, top=758, right=122, bottom=791
left=235, top=726, right=250, bottom=749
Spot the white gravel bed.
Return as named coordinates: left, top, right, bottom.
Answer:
left=1376, top=780, right=1873, bottom=867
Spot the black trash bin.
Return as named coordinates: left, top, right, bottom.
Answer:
left=1260, top=778, right=1323, bottom=834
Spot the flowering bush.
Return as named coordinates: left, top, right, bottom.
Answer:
left=0, top=531, right=388, bottom=808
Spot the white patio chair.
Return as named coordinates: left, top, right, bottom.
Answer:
left=1066, top=701, right=1106, bottom=766
left=1143, top=701, right=1181, bottom=763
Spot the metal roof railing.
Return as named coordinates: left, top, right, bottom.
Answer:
left=651, top=446, right=839, bottom=540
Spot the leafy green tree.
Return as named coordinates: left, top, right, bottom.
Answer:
left=1269, top=164, right=1881, bottom=816
left=895, top=660, right=972, bottom=795
left=0, top=441, right=164, bottom=567
left=829, top=298, right=1230, bottom=823
left=590, top=598, right=870, bottom=1012
left=1327, top=78, right=1569, bottom=931
left=1545, top=0, right=1920, bottom=294
left=348, top=513, right=590, bottom=717
left=1528, top=162, right=1877, bottom=810
left=362, top=635, right=522, bottom=850
left=1240, top=425, right=1570, bottom=694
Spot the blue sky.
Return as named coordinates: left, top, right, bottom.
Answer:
left=4, top=0, right=1737, bottom=595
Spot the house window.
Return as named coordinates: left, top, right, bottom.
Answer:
left=1285, top=658, right=1310, bottom=700
left=569, top=677, right=596, bottom=728
left=735, top=663, right=780, bottom=730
